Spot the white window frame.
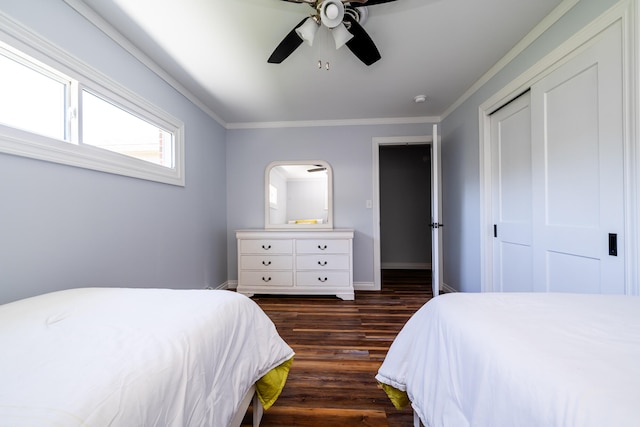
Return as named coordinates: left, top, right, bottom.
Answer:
left=0, top=12, right=185, bottom=186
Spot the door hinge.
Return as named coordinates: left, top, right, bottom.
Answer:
left=430, top=223, right=444, bottom=229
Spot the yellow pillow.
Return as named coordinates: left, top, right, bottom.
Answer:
left=294, top=219, right=317, bottom=224
left=255, top=357, right=294, bottom=410
left=379, top=382, right=410, bottom=409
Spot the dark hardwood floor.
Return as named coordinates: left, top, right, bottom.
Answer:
left=245, top=269, right=432, bottom=427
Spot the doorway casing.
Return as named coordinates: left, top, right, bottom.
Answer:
left=372, top=133, right=442, bottom=293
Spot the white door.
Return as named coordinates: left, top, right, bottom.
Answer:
left=531, top=21, right=624, bottom=294
left=490, top=92, right=533, bottom=292
left=490, top=21, right=625, bottom=295
left=431, top=124, right=442, bottom=297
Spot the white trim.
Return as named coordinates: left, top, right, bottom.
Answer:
left=63, top=0, right=578, bottom=130
left=478, top=0, right=638, bottom=295
left=626, top=0, right=639, bottom=296
left=63, top=0, right=578, bottom=131
left=62, top=0, right=226, bottom=128
left=441, top=0, right=580, bottom=121
left=0, top=11, right=185, bottom=186
left=62, top=0, right=439, bottom=131
left=226, top=116, right=440, bottom=130
left=0, top=125, right=184, bottom=185
left=441, top=282, right=457, bottom=294
left=372, top=135, right=433, bottom=291
left=224, top=280, right=238, bottom=290
left=354, top=281, right=376, bottom=291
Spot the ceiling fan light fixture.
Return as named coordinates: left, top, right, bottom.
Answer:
left=331, top=22, right=354, bottom=49
left=295, top=17, right=320, bottom=46
left=319, top=0, right=345, bottom=28
left=325, top=4, right=339, bottom=20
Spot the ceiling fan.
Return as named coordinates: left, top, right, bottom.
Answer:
left=268, top=0, right=397, bottom=66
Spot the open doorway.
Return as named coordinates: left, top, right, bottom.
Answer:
left=372, top=134, right=439, bottom=293
left=379, top=144, right=431, bottom=289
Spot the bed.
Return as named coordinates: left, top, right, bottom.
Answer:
left=0, top=287, right=294, bottom=427
left=376, top=292, right=640, bottom=427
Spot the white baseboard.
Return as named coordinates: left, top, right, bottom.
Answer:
left=354, top=281, right=376, bottom=291
left=441, top=282, right=457, bottom=293
left=223, top=279, right=442, bottom=293
left=208, top=281, right=233, bottom=290
left=381, top=262, right=431, bottom=270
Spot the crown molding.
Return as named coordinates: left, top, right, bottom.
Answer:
left=441, top=0, right=581, bottom=121
left=226, top=115, right=440, bottom=130
left=62, top=0, right=227, bottom=128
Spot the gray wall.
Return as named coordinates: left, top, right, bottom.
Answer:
left=440, top=0, right=621, bottom=292
left=226, top=123, right=435, bottom=286
left=0, top=0, right=228, bottom=304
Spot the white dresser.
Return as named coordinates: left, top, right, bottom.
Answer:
left=236, top=229, right=354, bottom=300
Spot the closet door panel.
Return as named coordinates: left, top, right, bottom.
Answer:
left=491, top=93, right=533, bottom=292
left=531, top=21, right=624, bottom=294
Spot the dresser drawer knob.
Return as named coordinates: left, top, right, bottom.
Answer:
left=318, top=261, right=328, bottom=266
left=318, top=245, right=327, bottom=250
left=318, top=277, right=328, bottom=282
left=262, top=276, right=272, bottom=282
left=262, top=261, right=272, bottom=266
left=262, top=245, right=271, bottom=250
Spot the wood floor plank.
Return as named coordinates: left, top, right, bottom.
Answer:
left=241, top=269, right=432, bottom=427
left=261, top=406, right=390, bottom=427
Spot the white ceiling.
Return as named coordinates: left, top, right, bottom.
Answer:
left=77, top=0, right=564, bottom=126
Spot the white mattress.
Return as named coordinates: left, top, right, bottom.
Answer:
left=0, top=288, right=294, bottom=427
left=376, top=292, right=640, bottom=427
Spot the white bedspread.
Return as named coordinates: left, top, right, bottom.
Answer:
left=0, top=288, right=294, bottom=427
left=376, top=293, right=640, bottom=427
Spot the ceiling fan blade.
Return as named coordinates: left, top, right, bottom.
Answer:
left=344, top=15, right=381, bottom=66
left=345, top=0, right=397, bottom=5
left=268, top=18, right=307, bottom=64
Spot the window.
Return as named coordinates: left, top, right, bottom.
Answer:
left=0, top=17, right=184, bottom=186
left=81, top=90, right=174, bottom=168
left=0, top=49, right=68, bottom=141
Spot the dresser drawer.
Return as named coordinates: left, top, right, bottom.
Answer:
left=240, top=239, right=293, bottom=254
left=296, top=254, right=350, bottom=270
left=239, top=271, right=294, bottom=287
left=296, top=271, right=351, bottom=287
left=236, top=229, right=354, bottom=300
left=296, top=239, right=350, bottom=254
left=240, top=255, right=293, bottom=270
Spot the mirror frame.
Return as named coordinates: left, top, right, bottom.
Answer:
left=265, top=160, right=333, bottom=229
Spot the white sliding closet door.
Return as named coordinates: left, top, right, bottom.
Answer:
left=531, top=22, right=624, bottom=294
left=491, top=21, right=625, bottom=294
left=491, top=92, right=533, bottom=292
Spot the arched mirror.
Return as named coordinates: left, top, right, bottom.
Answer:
left=265, top=160, right=333, bottom=229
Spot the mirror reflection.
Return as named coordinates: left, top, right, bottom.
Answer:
left=265, top=160, right=333, bottom=229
